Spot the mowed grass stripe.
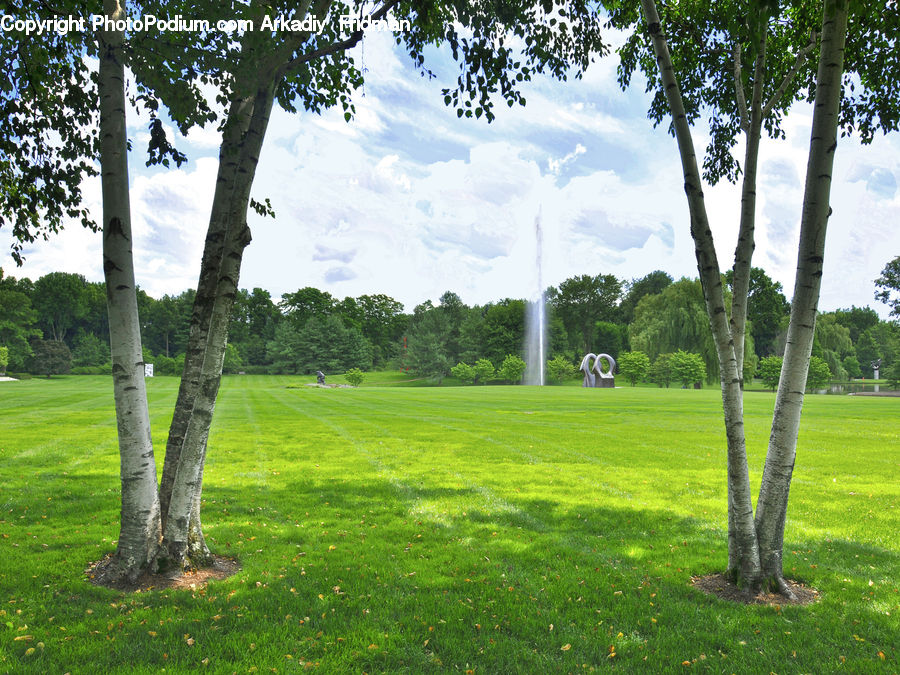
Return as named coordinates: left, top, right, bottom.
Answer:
left=264, top=387, right=730, bottom=523
left=252, top=387, right=652, bottom=671
left=1, top=376, right=897, bottom=674
left=247, top=383, right=898, bottom=550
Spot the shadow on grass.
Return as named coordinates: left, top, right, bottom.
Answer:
left=3, top=470, right=897, bottom=673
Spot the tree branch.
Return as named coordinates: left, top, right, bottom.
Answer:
left=762, top=32, right=818, bottom=118
left=274, top=0, right=332, bottom=65
left=281, top=0, right=402, bottom=75
left=733, top=42, right=750, bottom=133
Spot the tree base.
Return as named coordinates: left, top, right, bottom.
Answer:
left=692, top=573, right=818, bottom=605
left=87, top=553, right=239, bottom=592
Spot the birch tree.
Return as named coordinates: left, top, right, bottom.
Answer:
left=3, top=0, right=607, bottom=580
left=94, top=0, right=171, bottom=583
left=617, top=0, right=899, bottom=592
left=143, top=0, right=608, bottom=572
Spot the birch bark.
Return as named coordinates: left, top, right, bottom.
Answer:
left=158, top=93, right=255, bottom=529
left=730, top=27, right=766, bottom=387
left=156, top=0, right=336, bottom=564
left=755, top=0, right=848, bottom=584
left=96, top=0, right=161, bottom=584
left=725, top=21, right=766, bottom=571
left=160, top=77, right=276, bottom=565
left=639, top=0, right=762, bottom=586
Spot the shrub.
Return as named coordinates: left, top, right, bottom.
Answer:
left=648, top=353, right=674, bottom=388
left=240, top=364, right=274, bottom=375
left=842, top=354, right=862, bottom=379
left=757, top=355, right=783, bottom=391
left=71, top=365, right=113, bottom=375
left=546, top=355, right=575, bottom=383
left=617, top=351, right=650, bottom=386
left=28, top=339, right=72, bottom=377
left=450, top=362, right=476, bottom=385
left=806, top=355, right=832, bottom=391
left=473, top=358, right=495, bottom=384
left=153, top=355, right=177, bottom=375
left=0, top=345, right=8, bottom=375
left=223, top=343, right=244, bottom=374
left=345, top=368, right=365, bottom=387
left=670, top=350, right=706, bottom=388
left=499, top=354, right=526, bottom=384
left=757, top=354, right=833, bottom=392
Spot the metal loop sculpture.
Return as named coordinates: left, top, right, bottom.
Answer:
left=580, top=353, right=616, bottom=388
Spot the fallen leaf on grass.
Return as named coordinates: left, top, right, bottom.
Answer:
left=14, top=635, right=33, bottom=641
left=561, top=644, right=571, bottom=651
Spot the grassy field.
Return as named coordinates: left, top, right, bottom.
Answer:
left=0, top=375, right=897, bottom=673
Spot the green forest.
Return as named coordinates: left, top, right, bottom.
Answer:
left=2, top=264, right=898, bottom=386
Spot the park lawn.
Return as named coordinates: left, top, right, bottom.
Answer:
left=0, top=376, right=897, bottom=673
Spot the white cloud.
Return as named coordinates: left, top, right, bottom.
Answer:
left=4, top=31, right=899, bottom=321
left=548, top=143, right=587, bottom=175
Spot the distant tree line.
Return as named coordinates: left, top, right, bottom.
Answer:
left=2, top=264, right=898, bottom=384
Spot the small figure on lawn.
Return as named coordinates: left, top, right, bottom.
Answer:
left=316, top=370, right=325, bottom=385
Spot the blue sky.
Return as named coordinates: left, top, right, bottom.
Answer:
left=4, top=26, right=900, bottom=317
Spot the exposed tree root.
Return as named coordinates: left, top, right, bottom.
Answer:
left=87, top=552, right=240, bottom=592
left=692, top=573, right=818, bottom=606
left=771, top=575, right=798, bottom=601
left=88, top=552, right=145, bottom=589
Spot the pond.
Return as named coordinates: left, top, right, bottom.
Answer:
left=816, top=382, right=899, bottom=395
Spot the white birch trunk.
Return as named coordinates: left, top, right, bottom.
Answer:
left=755, top=0, right=848, bottom=583
left=727, top=26, right=766, bottom=570
left=96, top=0, right=161, bottom=584
left=730, top=28, right=767, bottom=387
left=158, top=93, right=255, bottom=528
left=640, top=0, right=762, bottom=586
left=160, top=79, right=276, bottom=565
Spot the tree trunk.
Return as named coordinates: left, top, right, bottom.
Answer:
left=730, top=25, right=767, bottom=387
left=159, top=77, right=276, bottom=567
left=640, top=0, right=762, bottom=587
left=726, top=19, right=767, bottom=571
left=157, top=0, right=330, bottom=566
left=754, top=0, right=848, bottom=585
left=156, top=0, right=297, bottom=529
left=95, top=0, right=161, bottom=585
left=158, top=93, right=255, bottom=528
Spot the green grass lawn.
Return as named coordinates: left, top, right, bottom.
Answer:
left=1, top=376, right=897, bottom=673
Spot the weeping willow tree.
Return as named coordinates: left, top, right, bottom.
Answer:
left=629, top=277, right=757, bottom=383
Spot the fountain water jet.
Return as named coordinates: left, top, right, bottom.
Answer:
left=524, top=212, right=547, bottom=386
